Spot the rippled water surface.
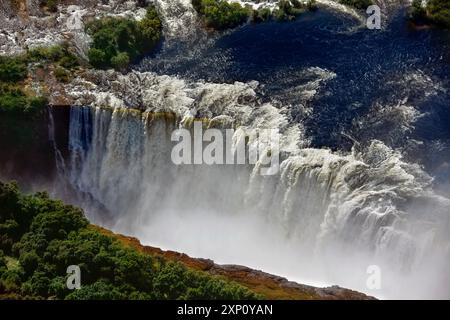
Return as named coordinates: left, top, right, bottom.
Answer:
left=141, top=9, right=450, bottom=181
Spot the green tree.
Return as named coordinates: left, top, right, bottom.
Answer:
left=193, top=0, right=251, bottom=30
left=111, top=52, right=130, bottom=71
left=0, top=56, right=27, bottom=82
left=339, top=0, right=373, bottom=10
left=65, top=280, right=126, bottom=300
left=0, top=181, right=261, bottom=300
left=427, top=0, right=450, bottom=28
left=86, top=6, right=162, bottom=70
left=19, top=251, right=40, bottom=277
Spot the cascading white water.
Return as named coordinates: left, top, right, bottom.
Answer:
left=65, top=97, right=450, bottom=299
left=58, top=0, right=450, bottom=300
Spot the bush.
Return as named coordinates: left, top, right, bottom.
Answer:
left=21, top=271, right=51, bottom=297
left=111, top=52, right=130, bottom=71
left=411, top=0, right=426, bottom=19
left=195, top=0, right=319, bottom=27
left=0, top=269, right=23, bottom=293
left=273, top=0, right=306, bottom=21
left=193, top=0, right=251, bottom=30
left=0, top=85, right=47, bottom=116
left=252, top=7, right=272, bottom=23
left=19, top=251, right=40, bottom=277
left=53, top=66, right=71, bottom=83
left=27, top=44, right=79, bottom=70
left=0, top=44, right=74, bottom=115
left=409, top=0, right=450, bottom=28
left=65, top=280, right=126, bottom=300
left=0, top=56, right=27, bottom=82
left=427, top=0, right=450, bottom=28
left=86, top=6, right=162, bottom=70
left=339, top=0, right=373, bottom=10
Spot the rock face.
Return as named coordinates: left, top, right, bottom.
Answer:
left=0, top=106, right=69, bottom=189
left=96, top=226, right=376, bottom=300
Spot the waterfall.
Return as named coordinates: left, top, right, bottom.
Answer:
left=60, top=59, right=450, bottom=298
left=48, top=107, right=67, bottom=180
left=64, top=103, right=450, bottom=299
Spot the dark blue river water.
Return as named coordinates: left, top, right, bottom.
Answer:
left=139, top=7, right=450, bottom=190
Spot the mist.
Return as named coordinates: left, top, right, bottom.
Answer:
left=60, top=105, right=450, bottom=300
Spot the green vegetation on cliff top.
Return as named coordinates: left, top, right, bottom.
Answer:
left=86, top=6, right=162, bottom=70
left=0, top=181, right=260, bottom=300
left=410, top=0, right=450, bottom=28
left=192, top=0, right=319, bottom=30
left=338, top=0, right=373, bottom=10
left=192, top=0, right=251, bottom=29
left=0, top=44, right=80, bottom=150
left=0, top=44, right=79, bottom=113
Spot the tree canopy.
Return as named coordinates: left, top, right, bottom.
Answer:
left=0, top=181, right=260, bottom=300
left=86, top=7, right=162, bottom=70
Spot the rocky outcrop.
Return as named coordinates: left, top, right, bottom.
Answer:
left=96, top=226, right=376, bottom=300
left=0, top=0, right=149, bottom=56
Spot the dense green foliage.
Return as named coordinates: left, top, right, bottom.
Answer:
left=192, top=0, right=251, bottom=30
left=28, top=44, right=80, bottom=84
left=0, top=44, right=78, bottom=114
left=86, top=7, right=162, bottom=70
left=0, top=181, right=260, bottom=300
left=272, top=0, right=308, bottom=22
left=0, top=55, right=46, bottom=116
left=339, top=0, right=373, bottom=10
left=410, top=0, right=450, bottom=28
left=193, top=0, right=319, bottom=28
left=410, top=0, right=427, bottom=23
left=0, top=56, right=28, bottom=83
left=427, top=0, right=450, bottom=28
left=27, top=44, right=79, bottom=69
left=0, top=84, right=47, bottom=116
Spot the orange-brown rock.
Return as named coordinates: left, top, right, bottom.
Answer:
left=94, top=226, right=376, bottom=300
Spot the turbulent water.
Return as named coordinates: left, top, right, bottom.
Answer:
left=56, top=1, right=450, bottom=299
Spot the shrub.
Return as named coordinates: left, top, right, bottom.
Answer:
left=339, top=0, right=373, bottom=10
left=409, top=0, right=450, bottom=28
left=0, top=56, right=27, bottom=82
left=0, top=84, right=47, bottom=116
left=410, top=0, right=427, bottom=24
left=111, top=52, right=130, bottom=71
left=65, top=280, right=126, bottom=300
left=54, top=66, right=71, bottom=83
left=27, top=44, right=79, bottom=69
left=86, top=6, right=162, bottom=70
left=21, top=271, right=51, bottom=297
left=427, top=0, right=450, bottom=28
left=1, top=269, right=23, bottom=293
left=193, top=0, right=251, bottom=30
left=19, top=251, right=40, bottom=277
left=195, top=0, right=319, bottom=27
left=252, top=7, right=272, bottom=23
left=273, top=0, right=306, bottom=21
